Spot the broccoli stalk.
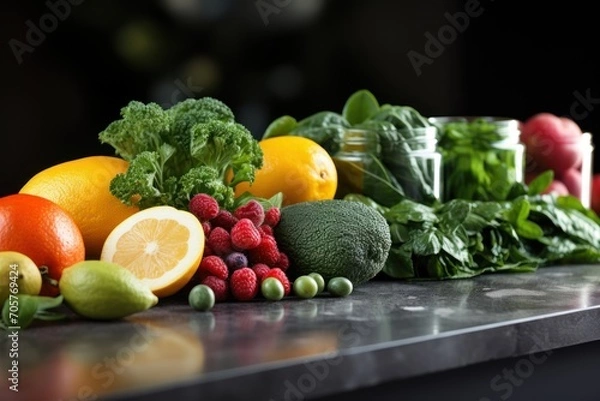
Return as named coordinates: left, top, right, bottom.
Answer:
left=98, top=97, right=263, bottom=211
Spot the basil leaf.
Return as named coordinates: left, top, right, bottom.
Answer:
left=516, top=220, right=544, bottom=240
left=1, top=294, right=66, bottom=330
left=34, top=311, right=68, bottom=321
left=233, top=191, right=283, bottom=211
left=527, top=170, right=553, bottom=195
left=35, top=295, right=64, bottom=310
left=2, top=295, right=38, bottom=329
left=385, top=200, right=437, bottom=224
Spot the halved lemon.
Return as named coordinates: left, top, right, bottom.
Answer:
left=100, top=206, right=204, bottom=298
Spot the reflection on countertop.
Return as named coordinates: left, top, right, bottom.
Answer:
left=4, top=264, right=600, bottom=401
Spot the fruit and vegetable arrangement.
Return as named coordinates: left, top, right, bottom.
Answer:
left=1, top=90, right=600, bottom=329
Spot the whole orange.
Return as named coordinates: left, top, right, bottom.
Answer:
left=234, top=136, right=337, bottom=206
left=20, top=156, right=139, bottom=258
left=0, top=193, right=85, bottom=296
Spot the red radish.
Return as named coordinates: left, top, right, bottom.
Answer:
left=543, top=180, right=570, bottom=196
left=591, top=174, right=600, bottom=215
left=520, top=113, right=583, bottom=173
left=559, top=168, right=582, bottom=198
left=525, top=172, right=538, bottom=185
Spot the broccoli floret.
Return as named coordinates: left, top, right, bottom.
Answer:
left=99, top=97, right=263, bottom=211
left=109, top=150, right=174, bottom=209
left=178, top=166, right=235, bottom=210
left=169, top=97, right=235, bottom=135
left=99, top=101, right=172, bottom=161
left=190, top=120, right=263, bottom=186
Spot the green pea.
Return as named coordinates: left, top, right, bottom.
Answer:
left=308, top=273, right=325, bottom=294
left=327, top=277, right=353, bottom=297
left=293, top=276, right=318, bottom=299
left=261, top=277, right=285, bottom=301
left=188, top=285, right=215, bottom=311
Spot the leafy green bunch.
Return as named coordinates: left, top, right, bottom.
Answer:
left=99, top=97, right=263, bottom=210
left=347, top=171, right=600, bottom=280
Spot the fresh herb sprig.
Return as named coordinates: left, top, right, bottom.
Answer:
left=1, top=295, right=66, bottom=330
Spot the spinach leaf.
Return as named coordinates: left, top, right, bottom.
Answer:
left=342, top=89, right=380, bottom=125
left=360, top=192, right=600, bottom=281
left=530, top=197, right=600, bottom=247
left=262, top=115, right=298, bottom=139
left=370, top=105, right=431, bottom=129
left=289, top=111, right=350, bottom=154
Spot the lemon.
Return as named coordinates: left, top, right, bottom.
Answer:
left=100, top=206, right=205, bottom=298
left=0, top=251, right=42, bottom=305
left=59, top=260, right=158, bottom=320
left=19, top=156, right=140, bottom=259
left=234, top=136, right=337, bottom=206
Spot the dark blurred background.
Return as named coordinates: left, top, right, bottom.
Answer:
left=1, top=0, right=599, bottom=196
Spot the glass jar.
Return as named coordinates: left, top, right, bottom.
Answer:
left=431, top=116, right=525, bottom=201
left=579, top=133, right=594, bottom=208
left=332, top=129, right=382, bottom=199
left=542, top=132, right=594, bottom=208
left=333, top=127, right=442, bottom=206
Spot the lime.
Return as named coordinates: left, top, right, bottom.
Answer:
left=189, top=285, right=215, bottom=311
left=59, top=260, right=158, bottom=320
left=293, top=276, right=318, bottom=299
left=327, top=277, right=353, bottom=297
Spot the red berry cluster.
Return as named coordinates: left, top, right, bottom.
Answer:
left=188, top=194, right=291, bottom=302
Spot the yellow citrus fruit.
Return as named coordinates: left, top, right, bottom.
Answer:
left=235, top=136, right=337, bottom=206
left=100, top=206, right=204, bottom=298
left=19, top=156, right=139, bottom=259
left=0, top=251, right=42, bottom=305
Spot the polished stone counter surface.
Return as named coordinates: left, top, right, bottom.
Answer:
left=3, top=265, right=600, bottom=401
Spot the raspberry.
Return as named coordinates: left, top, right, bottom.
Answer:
left=202, top=221, right=212, bottom=237
left=189, top=193, right=220, bottom=222
left=211, top=210, right=238, bottom=231
left=251, top=263, right=271, bottom=282
left=225, top=251, right=248, bottom=271
left=265, top=268, right=291, bottom=296
left=277, top=252, right=290, bottom=272
left=201, top=276, right=229, bottom=302
left=207, top=227, right=233, bottom=256
left=203, top=243, right=214, bottom=257
left=264, top=207, right=281, bottom=227
left=258, top=224, right=273, bottom=237
left=230, top=267, right=258, bottom=301
left=197, top=255, right=229, bottom=281
left=248, top=235, right=280, bottom=266
left=230, top=218, right=262, bottom=250
left=234, top=200, right=265, bottom=227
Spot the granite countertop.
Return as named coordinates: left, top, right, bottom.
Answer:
left=3, top=265, right=600, bottom=401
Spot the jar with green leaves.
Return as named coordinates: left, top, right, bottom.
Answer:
left=333, top=124, right=442, bottom=206
left=431, top=116, right=525, bottom=202
left=263, top=90, right=443, bottom=206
